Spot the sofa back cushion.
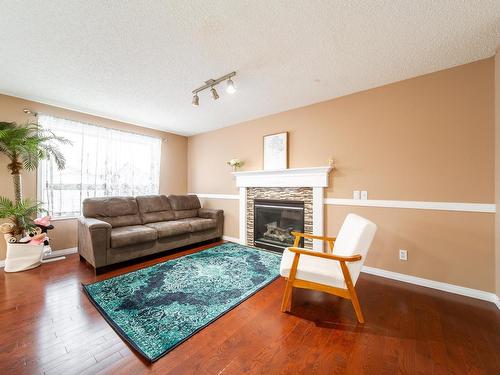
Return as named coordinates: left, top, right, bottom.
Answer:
left=82, top=196, right=142, bottom=228
left=168, top=195, right=201, bottom=219
left=136, top=195, right=175, bottom=224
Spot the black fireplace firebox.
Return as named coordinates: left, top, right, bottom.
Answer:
left=253, top=199, right=305, bottom=252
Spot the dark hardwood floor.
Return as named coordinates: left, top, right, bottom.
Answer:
left=1, top=241, right=499, bottom=375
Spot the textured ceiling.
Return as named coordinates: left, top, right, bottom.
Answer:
left=1, top=1, right=499, bottom=136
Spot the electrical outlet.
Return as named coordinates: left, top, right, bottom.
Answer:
left=399, top=249, right=408, bottom=261
left=361, top=190, right=368, bottom=200
left=353, top=190, right=360, bottom=200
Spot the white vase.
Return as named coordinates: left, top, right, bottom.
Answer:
left=4, top=243, right=45, bottom=273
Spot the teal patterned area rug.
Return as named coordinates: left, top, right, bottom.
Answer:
left=83, top=242, right=281, bottom=362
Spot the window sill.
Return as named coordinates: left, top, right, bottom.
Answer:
left=48, top=216, right=79, bottom=222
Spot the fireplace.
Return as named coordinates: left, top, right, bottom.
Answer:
left=253, top=199, right=305, bottom=252
left=233, top=166, right=333, bottom=252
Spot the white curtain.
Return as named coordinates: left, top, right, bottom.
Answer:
left=38, top=115, right=161, bottom=217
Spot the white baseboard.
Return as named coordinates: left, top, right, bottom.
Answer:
left=222, top=235, right=242, bottom=244
left=50, top=247, right=78, bottom=256
left=362, top=265, right=500, bottom=309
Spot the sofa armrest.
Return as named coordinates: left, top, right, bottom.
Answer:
left=81, top=217, right=112, bottom=230
left=77, top=217, right=112, bottom=269
left=198, top=208, right=223, bottom=219
left=198, top=208, right=224, bottom=237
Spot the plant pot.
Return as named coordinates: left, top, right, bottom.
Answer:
left=4, top=243, right=45, bottom=273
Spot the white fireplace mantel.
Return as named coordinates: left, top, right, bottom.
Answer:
left=232, top=166, right=333, bottom=188
left=233, top=166, right=333, bottom=251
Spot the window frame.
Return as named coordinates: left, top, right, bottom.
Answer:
left=36, top=115, right=162, bottom=220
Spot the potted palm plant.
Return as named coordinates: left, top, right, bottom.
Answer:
left=0, top=198, right=47, bottom=272
left=0, top=121, right=69, bottom=272
left=0, top=121, right=68, bottom=203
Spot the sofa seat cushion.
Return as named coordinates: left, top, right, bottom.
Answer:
left=178, top=217, right=217, bottom=232
left=280, top=248, right=347, bottom=289
left=111, top=225, right=157, bottom=248
left=145, top=221, right=191, bottom=238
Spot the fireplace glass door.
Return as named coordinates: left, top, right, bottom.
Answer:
left=253, top=199, right=304, bottom=252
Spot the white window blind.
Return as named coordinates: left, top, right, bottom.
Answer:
left=38, top=115, right=161, bottom=218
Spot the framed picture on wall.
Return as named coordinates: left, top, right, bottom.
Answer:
left=263, top=132, right=288, bottom=170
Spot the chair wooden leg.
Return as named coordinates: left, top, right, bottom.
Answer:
left=339, top=261, right=365, bottom=323
left=348, top=287, right=365, bottom=323
left=281, top=253, right=301, bottom=313
left=281, top=279, right=293, bottom=312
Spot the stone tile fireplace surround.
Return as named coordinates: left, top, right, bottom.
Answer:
left=233, top=166, right=333, bottom=252
left=247, top=187, right=313, bottom=250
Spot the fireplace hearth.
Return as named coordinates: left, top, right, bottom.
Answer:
left=253, top=199, right=305, bottom=252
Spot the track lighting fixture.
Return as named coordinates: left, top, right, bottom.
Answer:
left=210, top=87, right=219, bottom=100
left=191, top=71, right=236, bottom=106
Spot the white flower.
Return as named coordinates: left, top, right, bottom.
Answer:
left=226, top=158, right=244, bottom=168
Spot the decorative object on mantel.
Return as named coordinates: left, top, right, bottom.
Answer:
left=263, top=132, right=288, bottom=170
left=0, top=120, right=70, bottom=272
left=226, top=158, right=244, bottom=171
left=328, top=158, right=335, bottom=167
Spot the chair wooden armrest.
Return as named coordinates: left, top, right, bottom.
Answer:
left=287, top=247, right=362, bottom=262
left=290, top=231, right=336, bottom=251
left=290, top=231, right=336, bottom=242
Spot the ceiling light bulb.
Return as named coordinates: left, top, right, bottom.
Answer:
left=192, top=93, right=199, bottom=106
left=211, top=87, right=219, bottom=100
left=226, top=78, right=236, bottom=94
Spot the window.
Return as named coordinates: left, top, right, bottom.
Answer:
left=38, top=115, right=161, bottom=218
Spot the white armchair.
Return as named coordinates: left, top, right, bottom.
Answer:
left=280, top=213, right=377, bottom=323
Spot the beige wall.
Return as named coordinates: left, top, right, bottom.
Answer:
left=1, top=58, right=495, bottom=293
left=199, top=198, right=240, bottom=240
left=188, top=58, right=496, bottom=292
left=495, top=50, right=500, bottom=296
left=0, top=94, right=188, bottom=260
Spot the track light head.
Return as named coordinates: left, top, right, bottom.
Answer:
left=226, top=78, right=236, bottom=94
left=192, top=93, right=199, bottom=106
left=211, top=87, right=219, bottom=100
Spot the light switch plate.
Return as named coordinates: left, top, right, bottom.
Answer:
left=361, top=190, right=368, bottom=200
left=399, top=249, right=408, bottom=261
left=353, top=190, right=360, bottom=200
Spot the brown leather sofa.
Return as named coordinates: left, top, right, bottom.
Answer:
left=77, top=194, right=223, bottom=272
